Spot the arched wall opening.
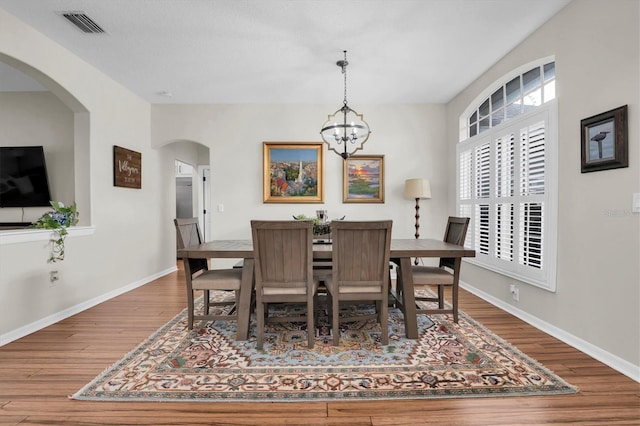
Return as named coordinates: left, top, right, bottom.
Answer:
left=0, top=54, right=92, bottom=227
left=160, top=139, right=211, bottom=242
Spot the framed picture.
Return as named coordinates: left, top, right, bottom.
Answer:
left=263, top=142, right=324, bottom=203
left=581, top=105, right=628, bottom=173
left=343, top=155, right=384, bottom=203
left=113, top=146, right=141, bottom=189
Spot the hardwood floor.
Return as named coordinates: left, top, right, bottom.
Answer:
left=0, top=265, right=638, bottom=425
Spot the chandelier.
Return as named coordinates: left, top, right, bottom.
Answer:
left=320, top=51, right=371, bottom=160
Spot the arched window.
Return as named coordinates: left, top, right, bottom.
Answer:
left=461, top=59, right=556, bottom=140
left=457, top=58, right=557, bottom=291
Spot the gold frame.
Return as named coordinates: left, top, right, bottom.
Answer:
left=263, top=142, right=324, bottom=203
left=343, top=155, right=384, bottom=203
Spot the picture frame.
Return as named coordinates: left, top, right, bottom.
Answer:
left=343, top=155, right=384, bottom=203
left=581, top=105, right=628, bottom=173
left=263, top=142, right=324, bottom=203
left=113, top=146, right=141, bottom=189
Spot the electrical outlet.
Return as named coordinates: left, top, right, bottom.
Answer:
left=510, top=284, right=519, bottom=301
left=50, top=270, right=60, bottom=285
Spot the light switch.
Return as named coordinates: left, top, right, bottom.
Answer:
left=217, top=204, right=224, bottom=212
left=633, top=193, right=640, bottom=213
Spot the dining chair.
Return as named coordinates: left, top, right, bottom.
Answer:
left=408, top=216, right=470, bottom=323
left=325, top=220, right=393, bottom=346
left=174, top=218, right=242, bottom=330
left=251, top=220, right=318, bottom=350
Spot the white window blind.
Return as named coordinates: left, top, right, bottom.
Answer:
left=457, top=101, right=557, bottom=290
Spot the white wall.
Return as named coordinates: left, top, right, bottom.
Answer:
left=0, top=8, right=177, bottom=339
left=446, top=0, right=639, bottom=371
left=151, top=104, right=451, bottom=259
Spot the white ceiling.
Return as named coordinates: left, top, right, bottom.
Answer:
left=0, top=0, right=571, bottom=104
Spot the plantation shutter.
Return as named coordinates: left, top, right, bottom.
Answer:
left=456, top=101, right=556, bottom=290
left=518, top=122, right=546, bottom=269
left=495, top=133, right=515, bottom=261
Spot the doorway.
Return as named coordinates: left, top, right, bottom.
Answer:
left=175, top=160, right=194, bottom=219
left=175, top=160, right=211, bottom=241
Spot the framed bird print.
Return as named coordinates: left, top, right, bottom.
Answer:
left=581, top=105, right=628, bottom=173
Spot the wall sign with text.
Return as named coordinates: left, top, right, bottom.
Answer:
left=113, top=146, right=142, bottom=189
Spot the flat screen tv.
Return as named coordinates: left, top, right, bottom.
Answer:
left=0, top=146, right=52, bottom=207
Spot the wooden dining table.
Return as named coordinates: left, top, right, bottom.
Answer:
left=178, top=238, right=475, bottom=340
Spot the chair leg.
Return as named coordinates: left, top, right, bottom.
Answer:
left=380, top=298, right=389, bottom=346
left=187, top=289, right=195, bottom=330
left=437, top=285, right=445, bottom=309
left=307, top=297, right=315, bottom=349
left=204, top=290, right=210, bottom=314
left=395, top=268, right=404, bottom=305
left=332, top=293, right=340, bottom=346
left=452, top=283, right=459, bottom=323
left=234, top=289, right=241, bottom=315
left=256, top=298, right=265, bottom=350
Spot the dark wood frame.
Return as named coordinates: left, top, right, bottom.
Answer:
left=342, top=155, right=384, bottom=203
left=580, top=105, right=628, bottom=173
left=113, top=146, right=142, bottom=188
left=263, top=142, right=324, bottom=203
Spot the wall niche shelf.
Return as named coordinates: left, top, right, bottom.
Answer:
left=0, top=226, right=95, bottom=245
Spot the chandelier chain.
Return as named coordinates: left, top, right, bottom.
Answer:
left=342, top=51, right=348, bottom=107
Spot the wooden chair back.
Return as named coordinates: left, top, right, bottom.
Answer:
left=174, top=218, right=207, bottom=275
left=251, top=220, right=314, bottom=293
left=331, top=220, right=393, bottom=292
left=440, top=216, right=470, bottom=270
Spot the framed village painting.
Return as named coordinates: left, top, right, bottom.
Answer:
left=343, top=155, right=384, bottom=203
left=263, top=142, right=324, bottom=203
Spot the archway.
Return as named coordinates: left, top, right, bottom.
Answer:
left=161, top=139, right=211, bottom=240
left=0, top=54, right=91, bottom=226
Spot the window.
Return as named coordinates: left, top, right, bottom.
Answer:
left=464, top=60, right=555, bottom=139
left=457, top=59, right=557, bottom=291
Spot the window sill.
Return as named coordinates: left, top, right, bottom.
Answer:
left=0, top=226, right=96, bottom=245
left=463, top=257, right=556, bottom=292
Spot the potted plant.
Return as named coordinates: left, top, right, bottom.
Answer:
left=293, top=213, right=334, bottom=240
left=31, top=201, right=79, bottom=262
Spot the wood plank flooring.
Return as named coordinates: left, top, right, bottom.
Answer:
left=0, top=265, right=638, bottom=425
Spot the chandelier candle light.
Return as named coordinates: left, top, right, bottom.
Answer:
left=320, top=51, right=371, bottom=160
left=404, top=178, right=432, bottom=265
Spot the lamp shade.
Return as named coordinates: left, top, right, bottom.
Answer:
left=404, top=178, right=432, bottom=199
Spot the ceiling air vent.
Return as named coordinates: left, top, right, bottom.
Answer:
left=60, top=12, right=105, bottom=34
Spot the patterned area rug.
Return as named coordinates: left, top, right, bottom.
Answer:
left=72, top=291, right=577, bottom=402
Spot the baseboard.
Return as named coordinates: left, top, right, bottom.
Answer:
left=0, top=265, right=178, bottom=347
left=461, top=280, right=640, bottom=383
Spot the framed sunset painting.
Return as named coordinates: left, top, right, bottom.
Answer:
left=343, top=155, right=384, bottom=203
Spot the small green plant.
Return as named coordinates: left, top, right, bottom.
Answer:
left=292, top=213, right=318, bottom=224
left=293, top=213, right=331, bottom=236
left=31, top=201, right=79, bottom=262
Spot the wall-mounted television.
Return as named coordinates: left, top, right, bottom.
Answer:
left=0, top=146, right=52, bottom=208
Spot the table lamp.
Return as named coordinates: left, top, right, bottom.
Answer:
left=404, top=178, right=432, bottom=264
